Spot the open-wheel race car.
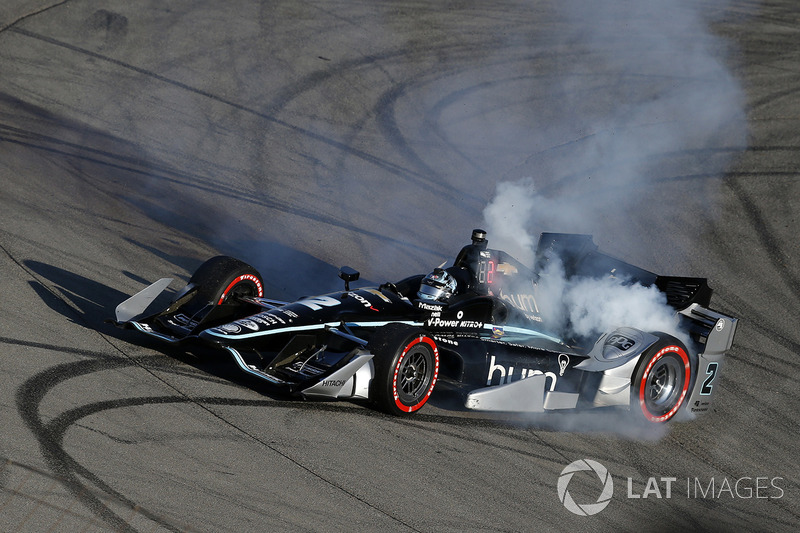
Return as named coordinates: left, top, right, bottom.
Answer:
left=112, top=230, right=737, bottom=422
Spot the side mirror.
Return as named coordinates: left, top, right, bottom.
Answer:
left=338, top=266, right=360, bottom=291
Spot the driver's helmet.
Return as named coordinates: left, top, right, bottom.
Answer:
left=417, top=268, right=457, bottom=302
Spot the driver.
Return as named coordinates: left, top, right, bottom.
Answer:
left=417, top=268, right=458, bottom=302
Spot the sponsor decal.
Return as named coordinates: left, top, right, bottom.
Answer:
left=426, top=317, right=483, bottom=328
left=366, top=288, right=392, bottom=303
left=416, top=300, right=445, bottom=312
left=297, top=296, right=341, bottom=311
left=499, top=291, right=541, bottom=316
left=235, top=319, right=259, bottom=331
left=491, top=326, right=505, bottom=339
left=432, top=335, right=459, bottom=347
left=251, top=312, right=286, bottom=327
left=348, top=291, right=378, bottom=311
left=172, top=314, right=193, bottom=325
left=164, top=313, right=200, bottom=329
left=483, top=338, right=539, bottom=349
left=321, top=379, right=348, bottom=388
left=280, top=309, right=299, bottom=319
left=216, top=323, right=242, bottom=334
left=486, top=355, right=557, bottom=390
left=605, top=334, right=635, bottom=351
left=496, top=262, right=518, bottom=275
left=558, top=354, right=570, bottom=376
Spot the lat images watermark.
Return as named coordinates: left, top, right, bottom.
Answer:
left=557, top=459, right=785, bottom=516
left=557, top=459, right=614, bottom=516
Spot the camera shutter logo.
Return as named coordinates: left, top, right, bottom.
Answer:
left=557, top=459, right=614, bottom=516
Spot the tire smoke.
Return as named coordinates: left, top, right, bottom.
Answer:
left=480, top=1, right=746, bottom=434
left=483, top=0, right=746, bottom=342
left=484, top=0, right=747, bottom=259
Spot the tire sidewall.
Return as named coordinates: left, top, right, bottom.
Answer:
left=177, top=256, right=264, bottom=320
left=189, top=256, right=264, bottom=306
left=632, top=335, right=691, bottom=423
left=214, top=272, right=263, bottom=305
left=371, top=325, right=440, bottom=415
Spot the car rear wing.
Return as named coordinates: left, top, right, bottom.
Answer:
left=534, top=233, right=738, bottom=416
left=533, top=233, right=712, bottom=309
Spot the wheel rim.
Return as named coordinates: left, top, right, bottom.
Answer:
left=392, top=336, right=439, bottom=411
left=645, top=356, right=680, bottom=409
left=398, top=348, right=429, bottom=400
left=638, top=346, right=690, bottom=422
left=229, top=281, right=258, bottom=299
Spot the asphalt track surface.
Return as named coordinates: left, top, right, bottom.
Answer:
left=1, top=1, right=798, bottom=532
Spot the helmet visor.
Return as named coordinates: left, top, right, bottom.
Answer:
left=418, top=282, right=448, bottom=301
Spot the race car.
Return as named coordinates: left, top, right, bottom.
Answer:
left=112, top=230, right=737, bottom=422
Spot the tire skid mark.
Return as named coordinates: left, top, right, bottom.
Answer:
left=259, top=40, right=504, bottom=207
left=0, top=333, right=244, bottom=390
left=424, top=71, right=543, bottom=175
left=16, top=359, right=187, bottom=532
left=747, top=83, right=800, bottom=113
left=718, top=377, right=800, bottom=442
left=0, top=1, right=71, bottom=34
left=726, top=348, right=796, bottom=376
left=3, top=238, right=417, bottom=530
left=712, top=290, right=800, bottom=364
left=664, top=428, right=800, bottom=497
left=14, top=343, right=423, bottom=531
left=0, top=458, right=109, bottom=530
left=710, top=292, right=799, bottom=368
left=722, top=174, right=800, bottom=303
left=6, top=27, right=438, bottom=195
left=703, top=190, right=800, bottom=326
left=0, top=122, right=440, bottom=256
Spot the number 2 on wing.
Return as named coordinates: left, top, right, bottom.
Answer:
left=700, top=362, right=718, bottom=395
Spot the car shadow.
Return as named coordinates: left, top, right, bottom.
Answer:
left=23, top=258, right=363, bottom=402
left=26, top=261, right=136, bottom=331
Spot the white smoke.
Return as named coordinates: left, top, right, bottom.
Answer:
left=482, top=0, right=746, bottom=348
left=474, top=1, right=747, bottom=437
left=484, top=0, right=746, bottom=254
left=566, top=276, right=677, bottom=338
left=482, top=178, right=573, bottom=267
left=535, top=255, right=684, bottom=343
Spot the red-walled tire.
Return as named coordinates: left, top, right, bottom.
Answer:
left=175, top=256, right=264, bottom=319
left=631, top=333, right=692, bottom=423
left=370, top=324, right=440, bottom=416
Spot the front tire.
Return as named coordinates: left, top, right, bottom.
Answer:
left=189, top=256, right=264, bottom=305
left=370, top=324, right=440, bottom=416
left=175, top=256, right=264, bottom=326
left=631, top=333, right=691, bottom=423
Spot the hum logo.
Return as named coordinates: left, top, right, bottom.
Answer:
left=486, top=355, right=557, bottom=391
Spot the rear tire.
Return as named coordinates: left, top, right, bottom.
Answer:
left=370, top=324, right=439, bottom=416
left=631, top=333, right=691, bottom=423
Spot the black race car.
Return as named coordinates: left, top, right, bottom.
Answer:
left=112, top=230, right=737, bottom=422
